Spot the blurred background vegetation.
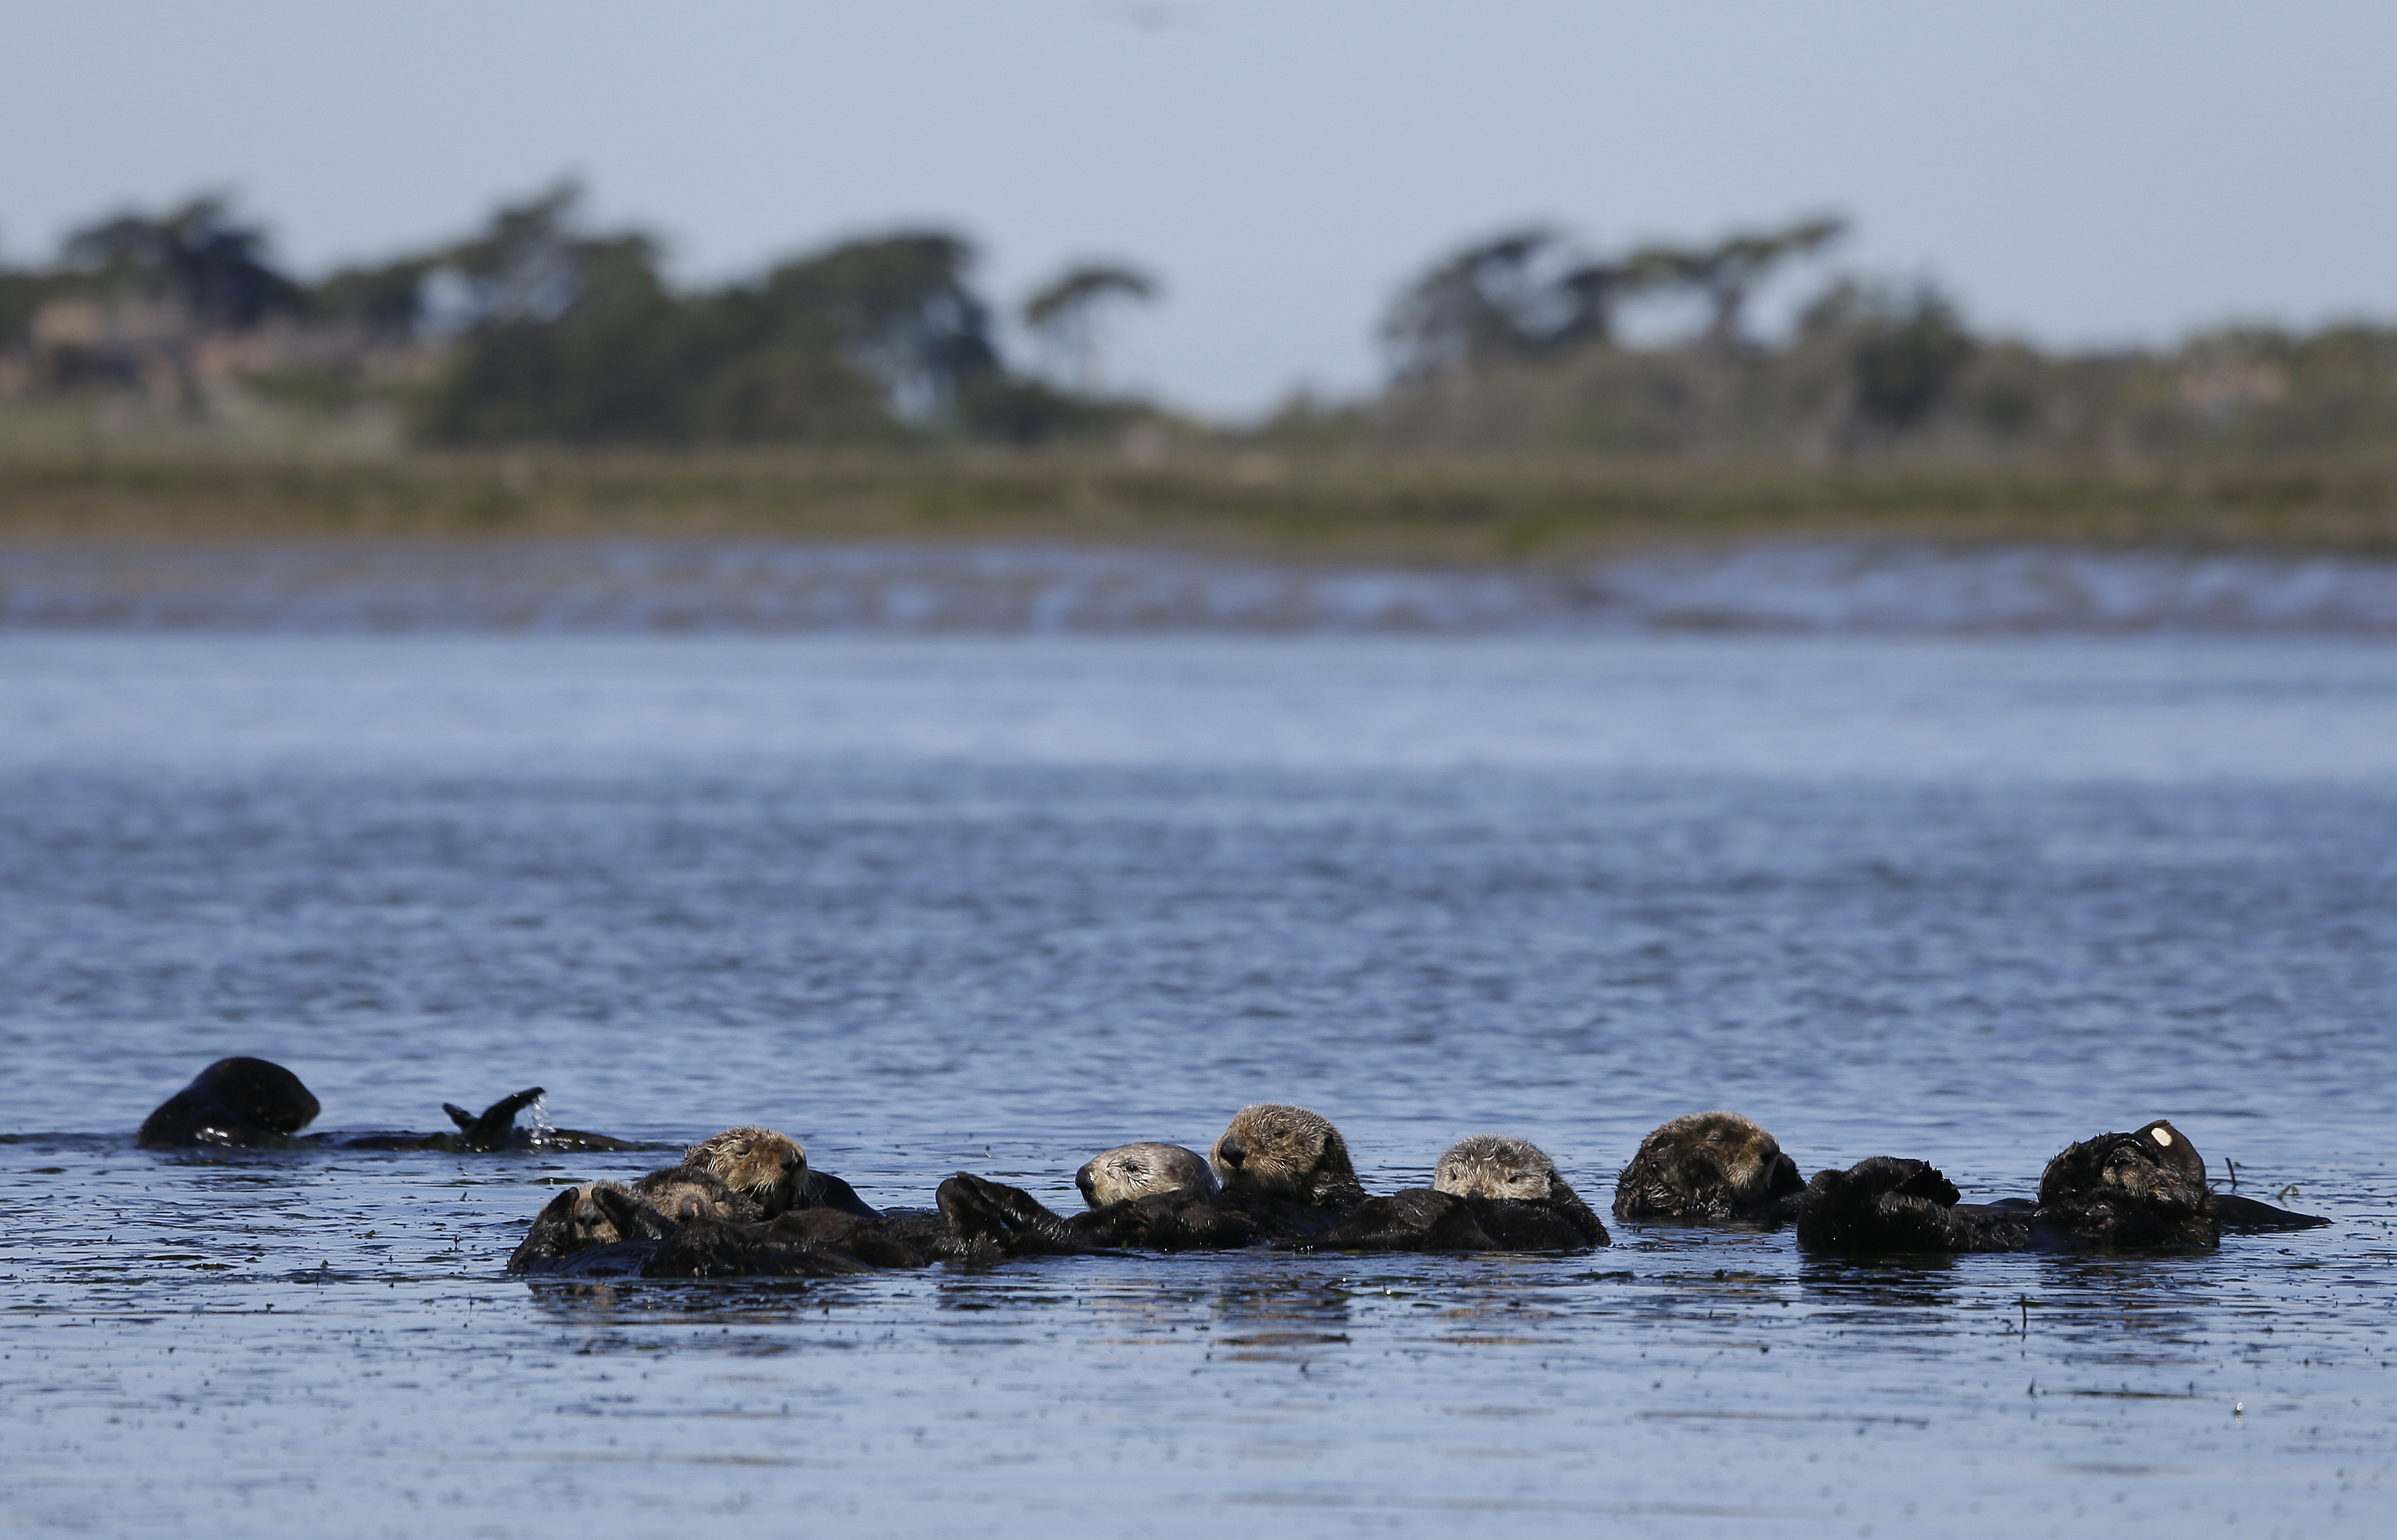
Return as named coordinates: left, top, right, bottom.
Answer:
left=4, top=185, right=2394, bottom=554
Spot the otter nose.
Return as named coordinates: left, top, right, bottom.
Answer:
left=1075, top=1161, right=1099, bottom=1205
left=1218, top=1135, right=1246, bottom=1168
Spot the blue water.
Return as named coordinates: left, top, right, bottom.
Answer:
left=2, top=633, right=2393, bottom=1538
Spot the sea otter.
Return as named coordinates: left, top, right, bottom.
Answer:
left=1076, top=1143, right=1218, bottom=1207
left=1210, top=1103, right=1368, bottom=1209
left=821, top=1109, right=1373, bottom=1259
left=675, top=1125, right=884, bottom=1219
left=1794, top=1120, right=2327, bottom=1253
left=1432, top=1134, right=1610, bottom=1248
left=1612, top=1111, right=1807, bottom=1222
left=1287, top=1135, right=1608, bottom=1252
left=137, top=1058, right=321, bottom=1149
left=507, top=1167, right=1020, bottom=1277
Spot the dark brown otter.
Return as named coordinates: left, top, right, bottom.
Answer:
left=137, top=1058, right=320, bottom=1149
left=1795, top=1119, right=2327, bottom=1254
left=1210, top=1104, right=1367, bottom=1209
left=2033, top=1119, right=2220, bottom=1248
left=1612, top=1112, right=1806, bottom=1222
left=1793, top=1157, right=2033, bottom=1252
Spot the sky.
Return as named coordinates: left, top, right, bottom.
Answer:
left=6, top=0, right=2394, bottom=419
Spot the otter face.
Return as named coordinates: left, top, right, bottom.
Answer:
left=1613, top=1111, right=1807, bottom=1220
left=630, top=1166, right=747, bottom=1224
left=562, top=1182, right=638, bottom=1245
left=1433, top=1135, right=1576, bottom=1204
left=682, top=1127, right=808, bottom=1217
left=2040, top=1119, right=2208, bottom=1209
left=1075, top=1143, right=1219, bottom=1209
left=1209, top=1104, right=1364, bottom=1206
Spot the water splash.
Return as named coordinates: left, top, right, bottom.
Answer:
left=525, top=1093, right=557, bottom=1151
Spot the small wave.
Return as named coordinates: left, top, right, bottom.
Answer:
left=2, top=538, right=2395, bottom=635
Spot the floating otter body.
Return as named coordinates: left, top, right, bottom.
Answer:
left=137, top=1058, right=321, bottom=1149
left=1612, top=1112, right=1807, bottom=1222
left=140, top=1061, right=642, bottom=1153
left=1795, top=1121, right=2328, bottom=1253
left=941, top=1118, right=1606, bottom=1257
left=1291, top=1136, right=1608, bottom=1252
left=508, top=1123, right=1020, bottom=1277
left=508, top=1165, right=1016, bottom=1278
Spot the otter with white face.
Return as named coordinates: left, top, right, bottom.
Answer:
left=1612, top=1111, right=1806, bottom=1222
left=1292, top=1133, right=1608, bottom=1252
left=1435, top=1134, right=1578, bottom=1203
left=682, top=1127, right=807, bottom=1217
left=1210, top=1103, right=1367, bottom=1209
left=1076, top=1143, right=1218, bottom=1208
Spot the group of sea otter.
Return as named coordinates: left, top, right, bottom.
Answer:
left=137, top=1057, right=2327, bottom=1280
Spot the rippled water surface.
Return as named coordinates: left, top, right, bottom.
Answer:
left=3, top=634, right=2394, bottom=1538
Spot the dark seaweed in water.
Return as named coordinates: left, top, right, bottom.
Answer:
left=2, top=635, right=2395, bottom=1538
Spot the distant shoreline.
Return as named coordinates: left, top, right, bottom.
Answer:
left=3, top=449, right=2395, bottom=566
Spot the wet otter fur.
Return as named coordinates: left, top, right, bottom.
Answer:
left=509, top=1167, right=1049, bottom=1277
left=1210, top=1104, right=1368, bottom=1209
left=321, top=1088, right=646, bottom=1153
left=681, top=1127, right=807, bottom=1217
left=1289, top=1136, right=1608, bottom=1253
left=1076, top=1143, right=1218, bottom=1207
left=1429, top=1135, right=1609, bottom=1249
left=630, top=1165, right=759, bottom=1224
left=137, top=1058, right=321, bottom=1149
left=1794, top=1157, right=2033, bottom=1252
left=1612, top=1112, right=1806, bottom=1222
left=1796, top=1120, right=2326, bottom=1253
left=2034, top=1119, right=2219, bottom=1248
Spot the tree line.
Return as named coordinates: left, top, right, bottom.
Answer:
left=0, top=185, right=1161, bottom=447
left=3, top=187, right=2391, bottom=458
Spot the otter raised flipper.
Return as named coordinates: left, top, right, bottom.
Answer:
left=138, top=1058, right=321, bottom=1149
left=2213, top=1193, right=2330, bottom=1232
left=336, top=1088, right=646, bottom=1153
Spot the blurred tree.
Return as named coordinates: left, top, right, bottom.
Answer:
left=1632, top=214, right=1846, bottom=349
left=758, top=232, right=1000, bottom=420
left=1846, top=282, right=1975, bottom=433
left=1022, top=262, right=1157, bottom=395
left=414, top=187, right=702, bottom=444
left=1384, top=226, right=1575, bottom=379
left=62, top=196, right=300, bottom=327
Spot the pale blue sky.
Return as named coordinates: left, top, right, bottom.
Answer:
left=6, top=1, right=2393, bottom=416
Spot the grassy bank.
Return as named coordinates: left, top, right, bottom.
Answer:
left=4, top=449, right=2395, bottom=564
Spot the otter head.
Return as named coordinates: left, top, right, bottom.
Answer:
left=1075, top=1143, right=1219, bottom=1209
left=2039, top=1119, right=2208, bottom=1209
left=682, top=1127, right=808, bottom=1217
left=630, top=1165, right=749, bottom=1224
left=1614, top=1111, right=1807, bottom=1220
left=1433, top=1134, right=1582, bottom=1205
left=1209, top=1104, right=1365, bottom=1207
left=559, top=1181, right=643, bottom=1246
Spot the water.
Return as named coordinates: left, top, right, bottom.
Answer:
left=7, top=538, right=2397, bottom=634
left=2, top=633, right=2394, bottom=1538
